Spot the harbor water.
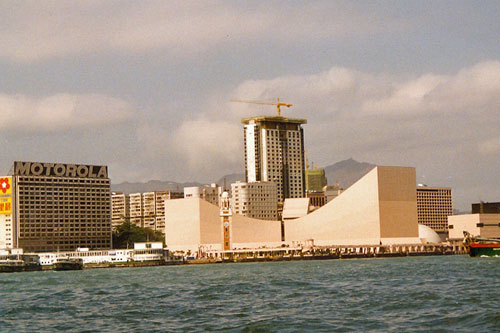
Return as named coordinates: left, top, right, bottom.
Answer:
left=1, top=255, right=499, bottom=332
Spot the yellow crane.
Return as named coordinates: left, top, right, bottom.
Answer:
left=230, top=98, right=292, bottom=117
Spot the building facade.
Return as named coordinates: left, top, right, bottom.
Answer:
left=242, top=116, right=307, bottom=203
left=123, top=190, right=183, bottom=232
left=1, top=161, right=112, bottom=252
left=231, top=181, right=278, bottom=220
left=111, top=192, right=129, bottom=228
left=416, top=186, right=453, bottom=235
left=184, top=184, right=222, bottom=206
left=471, top=202, right=500, bottom=214
left=448, top=214, right=500, bottom=240
left=305, top=168, right=327, bottom=193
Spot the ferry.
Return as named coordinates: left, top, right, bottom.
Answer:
left=463, top=232, right=500, bottom=257
left=54, top=257, right=84, bottom=271
left=0, top=259, right=25, bottom=273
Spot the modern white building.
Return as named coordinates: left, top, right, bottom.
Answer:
left=242, top=116, right=307, bottom=203
left=231, top=181, right=278, bottom=220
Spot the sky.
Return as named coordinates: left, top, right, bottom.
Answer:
left=1, top=1, right=499, bottom=211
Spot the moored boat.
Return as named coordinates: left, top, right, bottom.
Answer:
left=463, top=231, right=500, bottom=257
left=54, top=257, right=84, bottom=271
left=0, top=259, right=25, bottom=273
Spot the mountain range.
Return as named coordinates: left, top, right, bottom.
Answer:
left=111, top=158, right=376, bottom=194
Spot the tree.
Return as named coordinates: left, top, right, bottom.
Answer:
left=112, top=221, right=165, bottom=249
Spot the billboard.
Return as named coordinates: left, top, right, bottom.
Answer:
left=13, top=161, right=108, bottom=179
left=0, top=177, right=12, bottom=215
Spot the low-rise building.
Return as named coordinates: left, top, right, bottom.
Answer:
left=448, top=214, right=500, bottom=240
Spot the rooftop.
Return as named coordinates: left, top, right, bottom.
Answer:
left=241, top=116, right=307, bottom=125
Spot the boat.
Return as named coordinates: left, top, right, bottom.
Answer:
left=0, top=259, right=25, bottom=273
left=463, top=231, right=500, bottom=257
left=54, top=257, right=84, bottom=271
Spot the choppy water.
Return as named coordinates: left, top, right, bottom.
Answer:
left=1, top=256, right=499, bottom=332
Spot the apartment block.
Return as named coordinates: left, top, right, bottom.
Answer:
left=111, top=192, right=129, bottom=228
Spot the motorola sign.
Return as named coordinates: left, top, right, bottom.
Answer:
left=14, top=161, right=108, bottom=179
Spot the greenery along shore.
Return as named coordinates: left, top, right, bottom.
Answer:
left=112, top=222, right=165, bottom=249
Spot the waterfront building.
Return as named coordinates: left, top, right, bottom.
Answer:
left=184, top=184, right=222, bottom=206
left=471, top=202, right=500, bottom=214
left=231, top=181, right=278, bottom=220
left=0, top=176, right=14, bottom=249
left=111, top=192, right=129, bottom=228
left=416, top=186, right=453, bottom=237
left=242, top=116, right=307, bottom=203
left=1, top=161, right=111, bottom=252
left=35, top=242, right=164, bottom=266
left=164, top=166, right=422, bottom=252
left=448, top=214, right=500, bottom=240
left=285, top=166, right=421, bottom=246
left=165, top=198, right=282, bottom=253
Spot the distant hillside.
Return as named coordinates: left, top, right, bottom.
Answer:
left=323, top=158, right=375, bottom=189
left=111, top=158, right=375, bottom=193
left=216, top=173, right=245, bottom=188
left=111, top=180, right=202, bottom=194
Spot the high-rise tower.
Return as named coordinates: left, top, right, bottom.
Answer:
left=242, top=116, right=307, bottom=203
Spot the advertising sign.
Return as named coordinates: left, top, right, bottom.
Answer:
left=13, top=161, right=108, bottom=179
left=0, top=177, right=12, bottom=215
left=0, top=196, right=12, bottom=215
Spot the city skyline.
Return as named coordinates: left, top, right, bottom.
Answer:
left=1, top=2, right=500, bottom=211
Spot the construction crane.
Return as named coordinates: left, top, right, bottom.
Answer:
left=230, top=98, right=292, bottom=117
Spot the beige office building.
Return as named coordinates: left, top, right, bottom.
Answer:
left=231, top=181, right=278, bottom=220
left=416, top=186, right=453, bottom=234
left=1, top=161, right=112, bottom=252
left=242, top=116, right=307, bottom=203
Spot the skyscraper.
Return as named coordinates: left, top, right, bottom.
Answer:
left=242, top=116, right=307, bottom=203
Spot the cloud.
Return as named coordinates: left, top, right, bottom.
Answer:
left=137, top=116, right=242, bottom=181
left=0, top=93, right=134, bottom=132
left=144, top=60, right=500, bottom=208
left=0, top=2, right=397, bottom=62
